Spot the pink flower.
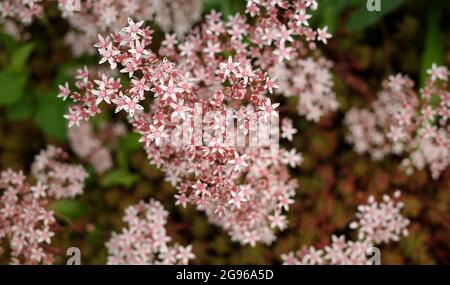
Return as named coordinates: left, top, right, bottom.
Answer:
left=228, top=190, right=248, bottom=209
left=160, top=79, right=184, bottom=101
left=296, top=9, right=312, bottom=26
left=229, top=152, right=249, bottom=172
left=148, top=125, right=169, bottom=146
left=282, top=148, right=303, bottom=167
left=170, top=99, right=189, bottom=120
left=64, top=107, right=83, bottom=128
left=122, top=18, right=145, bottom=39
left=219, top=56, right=240, bottom=79
left=259, top=98, right=280, bottom=121
left=114, top=93, right=144, bottom=117
left=268, top=213, right=287, bottom=230
left=317, top=26, right=332, bottom=44
left=57, top=82, right=71, bottom=101
left=427, top=63, right=449, bottom=82
left=281, top=118, right=297, bottom=141
left=130, top=77, right=150, bottom=99
left=264, top=76, right=279, bottom=94
left=129, top=40, right=150, bottom=60
left=98, top=43, right=120, bottom=69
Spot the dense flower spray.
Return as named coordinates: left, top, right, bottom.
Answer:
left=106, top=199, right=195, bottom=265
left=0, top=146, right=87, bottom=264
left=281, top=192, right=410, bottom=265
left=59, top=0, right=336, bottom=246
left=345, top=65, right=450, bottom=179
left=60, top=16, right=301, bottom=246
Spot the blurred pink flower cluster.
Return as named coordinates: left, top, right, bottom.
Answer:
left=0, top=0, right=203, bottom=52
left=271, top=57, right=337, bottom=121
left=68, top=121, right=126, bottom=174
left=0, top=0, right=43, bottom=38
left=106, top=199, right=195, bottom=265
left=60, top=0, right=331, bottom=246
left=345, top=64, right=450, bottom=179
left=281, top=192, right=410, bottom=265
left=59, top=0, right=203, bottom=56
left=0, top=146, right=87, bottom=264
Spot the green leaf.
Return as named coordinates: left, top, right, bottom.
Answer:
left=34, top=92, right=68, bottom=141
left=313, top=0, right=355, bottom=32
left=0, top=69, right=27, bottom=106
left=420, top=4, right=443, bottom=87
left=49, top=199, right=88, bottom=221
left=87, top=225, right=103, bottom=245
left=346, top=0, right=405, bottom=31
left=9, top=43, right=35, bottom=72
left=53, top=57, right=96, bottom=88
left=203, top=0, right=245, bottom=16
left=100, top=169, right=139, bottom=188
left=6, top=92, right=34, bottom=120
left=115, top=149, right=128, bottom=168
left=53, top=62, right=78, bottom=88
left=0, top=32, right=19, bottom=55
left=120, top=133, right=141, bottom=153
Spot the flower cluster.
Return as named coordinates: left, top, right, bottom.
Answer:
left=0, top=0, right=43, bottom=38
left=250, top=0, right=336, bottom=121
left=68, top=121, right=126, bottom=174
left=0, top=0, right=203, bottom=45
left=60, top=10, right=307, bottom=245
left=281, top=192, right=410, bottom=265
left=106, top=199, right=195, bottom=265
left=271, top=57, right=338, bottom=122
left=0, top=146, right=87, bottom=264
left=59, top=0, right=203, bottom=56
left=160, top=0, right=336, bottom=121
left=345, top=64, right=450, bottom=179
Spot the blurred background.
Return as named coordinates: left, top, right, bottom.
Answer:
left=0, top=0, right=449, bottom=264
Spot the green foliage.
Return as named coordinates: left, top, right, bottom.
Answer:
left=1, top=52, right=82, bottom=140
left=420, top=3, right=444, bottom=87
left=0, top=32, right=20, bottom=54
left=0, top=69, right=27, bottom=105
left=49, top=199, right=88, bottom=221
left=203, top=0, right=245, bottom=16
left=100, top=169, right=140, bottom=188
left=310, top=0, right=357, bottom=32
left=310, top=0, right=406, bottom=32
left=119, top=133, right=141, bottom=153
left=9, top=43, right=35, bottom=73
left=53, top=61, right=85, bottom=88
left=103, top=133, right=145, bottom=188
left=0, top=41, right=34, bottom=106
left=6, top=92, right=34, bottom=120
left=34, top=91, right=68, bottom=141
left=319, top=0, right=347, bottom=33
left=346, top=0, right=405, bottom=31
